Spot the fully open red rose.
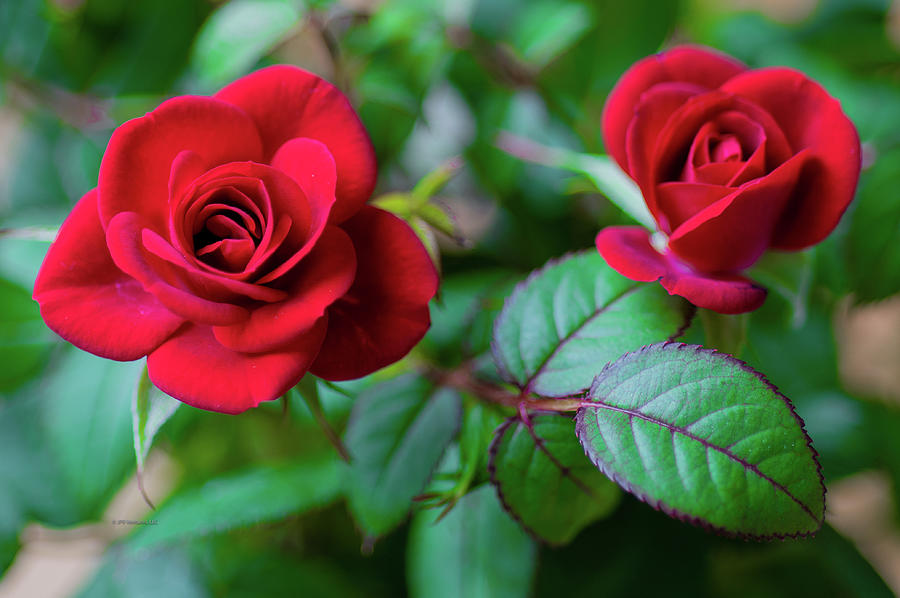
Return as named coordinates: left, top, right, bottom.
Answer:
left=595, top=45, right=860, bottom=313
left=33, top=66, right=438, bottom=414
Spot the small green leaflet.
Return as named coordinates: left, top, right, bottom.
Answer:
left=128, top=457, right=344, bottom=550
left=576, top=343, right=825, bottom=539
left=492, top=251, right=693, bottom=397
left=345, top=375, right=461, bottom=538
left=132, top=366, right=181, bottom=475
left=489, top=413, right=619, bottom=544
left=407, top=485, right=537, bottom=598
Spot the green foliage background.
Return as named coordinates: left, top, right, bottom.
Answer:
left=1, top=0, right=900, bottom=596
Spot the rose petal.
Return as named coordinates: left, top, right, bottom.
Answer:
left=33, top=190, right=184, bottom=360
left=257, top=138, right=338, bottom=284
left=99, top=96, right=263, bottom=232
left=603, top=45, right=746, bottom=171
left=692, top=162, right=745, bottom=186
left=728, top=142, right=767, bottom=186
left=168, top=150, right=207, bottom=201
left=141, top=228, right=288, bottom=303
left=721, top=68, right=861, bottom=249
left=213, top=226, right=356, bottom=353
left=107, top=212, right=248, bottom=325
left=216, top=66, right=376, bottom=224
left=148, top=320, right=326, bottom=414
left=655, top=182, right=733, bottom=231
left=625, top=82, right=706, bottom=225
left=661, top=271, right=767, bottom=315
left=682, top=111, right=767, bottom=186
left=310, top=206, right=438, bottom=380
left=668, top=151, right=810, bottom=272
left=595, top=225, right=766, bottom=314
left=595, top=226, right=668, bottom=282
left=173, top=162, right=313, bottom=281
left=651, top=90, right=793, bottom=190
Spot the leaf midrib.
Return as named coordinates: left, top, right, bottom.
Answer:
left=521, top=282, right=642, bottom=393
left=524, top=419, right=608, bottom=505
left=581, top=400, right=819, bottom=524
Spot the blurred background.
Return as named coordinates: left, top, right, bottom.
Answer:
left=1, top=0, right=900, bottom=596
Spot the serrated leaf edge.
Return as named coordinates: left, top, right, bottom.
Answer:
left=575, top=341, right=826, bottom=542
left=488, top=412, right=609, bottom=545
left=490, top=250, right=694, bottom=395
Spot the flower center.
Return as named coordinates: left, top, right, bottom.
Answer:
left=709, top=134, right=743, bottom=163
left=188, top=188, right=266, bottom=272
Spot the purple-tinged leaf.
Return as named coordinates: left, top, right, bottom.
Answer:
left=576, top=342, right=825, bottom=540
left=489, top=413, right=619, bottom=544
left=492, top=251, right=693, bottom=397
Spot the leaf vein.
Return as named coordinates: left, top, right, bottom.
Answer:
left=584, top=401, right=818, bottom=522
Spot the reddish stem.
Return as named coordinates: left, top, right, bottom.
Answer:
left=425, top=364, right=586, bottom=413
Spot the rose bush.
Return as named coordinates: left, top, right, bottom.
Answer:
left=33, top=66, right=438, bottom=414
left=595, top=45, right=860, bottom=313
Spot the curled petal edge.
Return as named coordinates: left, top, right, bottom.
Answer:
left=596, top=226, right=767, bottom=315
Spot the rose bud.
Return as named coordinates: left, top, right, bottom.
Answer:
left=33, top=66, right=438, bottom=413
left=595, top=45, right=860, bottom=314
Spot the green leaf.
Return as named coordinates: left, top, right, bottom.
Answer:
left=191, top=0, right=302, bottom=87
left=41, top=349, right=141, bottom=518
left=190, top=534, right=368, bottom=598
left=845, top=147, right=900, bottom=302
left=0, top=276, right=54, bottom=392
left=407, top=485, right=537, bottom=598
left=419, top=399, right=507, bottom=514
left=493, top=251, right=693, bottom=397
left=494, top=132, right=652, bottom=227
left=747, top=249, right=813, bottom=327
left=459, top=400, right=506, bottom=485
left=558, top=152, right=655, bottom=228
left=0, top=390, right=80, bottom=529
left=576, top=343, right=825, bottom=539
left=128, top=457, right=344, bottom=550
left=345, top=375, right=461, bottom=537
left=510, top=1, right=593, bottom=69
left=132, top=366, right=181, bottom=473
left=76, top=545, right=208, bottom=598
left=489, top=413, right=619, bottom=544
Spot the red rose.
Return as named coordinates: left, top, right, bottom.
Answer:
left=33, top=66, right=438, bottom=414
left=595, top=45, right=860, bottom=313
